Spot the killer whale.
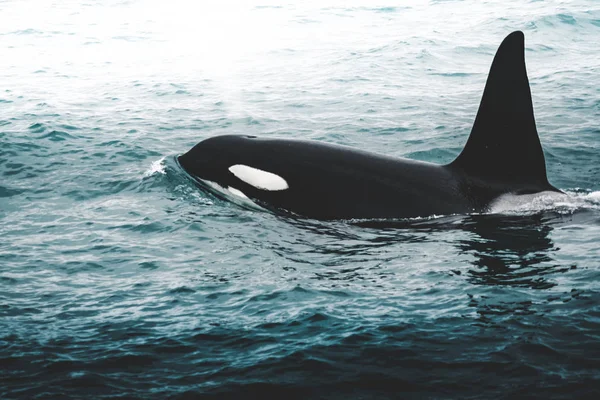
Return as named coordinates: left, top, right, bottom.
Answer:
left=178, top=31, right=561, bottom=220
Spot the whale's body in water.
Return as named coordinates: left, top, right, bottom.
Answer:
left=179, top=31, right=561, bottom=220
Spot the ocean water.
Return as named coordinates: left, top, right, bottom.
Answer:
left=1, top=0, right=600, bottom=398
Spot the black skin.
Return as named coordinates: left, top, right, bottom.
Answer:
left=178, top=31, right=561, bottom=220
left=178, top=135, right=554, bottom=220
left=179, top=135, right=468, bottom=219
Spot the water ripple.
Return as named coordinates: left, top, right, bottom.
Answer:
left=1, top=0, right=599, bottom=398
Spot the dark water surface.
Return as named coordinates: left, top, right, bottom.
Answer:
left=1, top=1, right=600, bottom=398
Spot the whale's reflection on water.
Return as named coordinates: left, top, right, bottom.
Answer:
left=277, top=209, right=588, bottom=290
left=454, top=213, right=568, bottom=289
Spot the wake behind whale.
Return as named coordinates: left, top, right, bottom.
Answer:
left=178, top=31, right=563, bottom=220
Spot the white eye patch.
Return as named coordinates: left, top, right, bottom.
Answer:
left=228, top=164, right=289, bottom=191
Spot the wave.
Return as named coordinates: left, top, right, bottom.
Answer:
left=490, top=190, right=600, bottom=215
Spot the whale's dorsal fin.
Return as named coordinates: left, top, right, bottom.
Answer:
left=450, top=31, right=554, bottom=191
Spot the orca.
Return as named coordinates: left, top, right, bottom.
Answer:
left=178, top=31, right=561, bottom=220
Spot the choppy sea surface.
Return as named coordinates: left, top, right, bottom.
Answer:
left=1, top=0, right=600, bottom=398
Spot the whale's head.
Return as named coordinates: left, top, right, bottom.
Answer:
left=178, top=135, right=256, bottom=184
left=178, top=135, right=290, bottom=195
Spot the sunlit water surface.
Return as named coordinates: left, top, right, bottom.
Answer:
left=1, top=0, right=600, bottom=398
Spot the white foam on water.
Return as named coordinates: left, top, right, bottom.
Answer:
left=489, top=190, right=600, bottom=215
left=144, top=157, right=166, bottom=177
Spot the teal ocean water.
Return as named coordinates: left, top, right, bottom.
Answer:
left=1, top=0, right=600, bottom=398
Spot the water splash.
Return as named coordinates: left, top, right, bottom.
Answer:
left=490, top=190, right=600, bottom=215
left=144, top=157, right=166, bottom=177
